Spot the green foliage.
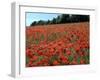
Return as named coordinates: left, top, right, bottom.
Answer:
left=77, top=57, right=81, bottom=64
left=68, top=55, right=73, bottom=62
left=26, top=57, right=30, bottom=64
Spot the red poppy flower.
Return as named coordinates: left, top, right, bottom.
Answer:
left=26, top=49, right=33, bottom=58
left=53, top=60, right=59, bottom=65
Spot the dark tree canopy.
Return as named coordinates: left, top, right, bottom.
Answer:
left=30, top=14, right=89, bottom=26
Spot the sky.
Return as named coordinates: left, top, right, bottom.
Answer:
left=26, top=12, right=60, bottom=26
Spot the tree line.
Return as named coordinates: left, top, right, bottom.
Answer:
left=30, top=14, right=89, bottom=26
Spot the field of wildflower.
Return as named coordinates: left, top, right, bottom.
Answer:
left=26, top=22, right=89, bottom=67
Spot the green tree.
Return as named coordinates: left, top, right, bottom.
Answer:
left=52, top=18, right=56, bottom=24
left=30, top=21, right=37, bottom=26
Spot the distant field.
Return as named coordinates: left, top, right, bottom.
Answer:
left=26, top=22, right=89, bottom=67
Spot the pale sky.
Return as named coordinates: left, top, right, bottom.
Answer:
left=26, top=12, right=60, bottom=26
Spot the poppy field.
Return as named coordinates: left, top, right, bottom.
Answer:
left=26, top=22, right=89, bottom=67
